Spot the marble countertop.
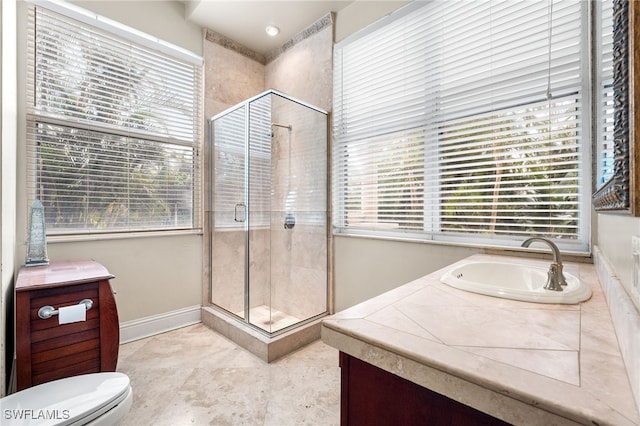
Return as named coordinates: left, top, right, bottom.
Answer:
left=321, top=254, right=640, bottom=426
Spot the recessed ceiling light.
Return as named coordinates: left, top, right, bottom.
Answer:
left=265, top=25, right=279, bottom=37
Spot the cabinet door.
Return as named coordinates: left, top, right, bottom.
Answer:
left=30, top=282, right=102, bottom=386
left=340, top=353, right=510, bottom=426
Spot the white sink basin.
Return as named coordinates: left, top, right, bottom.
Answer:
left=440, top=261, right=592, bottom=304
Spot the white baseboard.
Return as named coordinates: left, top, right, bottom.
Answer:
left=119, top=305, right=202, bottom=344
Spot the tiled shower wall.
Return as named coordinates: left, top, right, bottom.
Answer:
left=264, top=13, right=334, bottom=112
left=203, top=32, right=265, bottom=119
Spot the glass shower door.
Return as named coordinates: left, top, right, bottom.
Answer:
left=211, top=105, right=247, bottom=320
left=247, top=92, right=328, bottom=334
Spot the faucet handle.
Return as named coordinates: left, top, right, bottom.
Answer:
left=545, top=263, right=564, bottom=291
left=554, top=262, right=568, bottom=287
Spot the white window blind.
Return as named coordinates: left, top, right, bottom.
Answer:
left=26, top=5, right=202, bottom=235
left=333, top=0, right=591, bottom=251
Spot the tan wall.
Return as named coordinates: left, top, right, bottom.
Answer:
left=334, top=236, right=480, bottom=310
left=46, top=236, right=202, bottom=323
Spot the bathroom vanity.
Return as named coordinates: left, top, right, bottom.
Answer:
left=14, top=259, right=120, bottom=391
left=322, top=254, right=639, bottom=425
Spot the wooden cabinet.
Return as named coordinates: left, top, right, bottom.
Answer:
left=15, top=260, right=120, bottom=391
left=339, top=352, right=510, bottom=426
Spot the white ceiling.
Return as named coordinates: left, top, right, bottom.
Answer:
left=184, top=1, right=355, bottom=55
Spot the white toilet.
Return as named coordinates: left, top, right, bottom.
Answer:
left=0, top=372, right=132, bottom=425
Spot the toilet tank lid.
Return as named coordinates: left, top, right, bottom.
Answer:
left=0, top=372, right=130, bottom=426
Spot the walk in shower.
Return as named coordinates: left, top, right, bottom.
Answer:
left=207, top=90, right=328, bottom=341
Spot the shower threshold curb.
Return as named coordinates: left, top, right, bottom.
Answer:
left=201, top=306, right=324, bottom=362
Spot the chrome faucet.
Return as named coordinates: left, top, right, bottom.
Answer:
left=521, top=237, right=567, bottom=291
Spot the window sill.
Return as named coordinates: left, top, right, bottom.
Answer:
left=47, top=229, right=203, bottom=243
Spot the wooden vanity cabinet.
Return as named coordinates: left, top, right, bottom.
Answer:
left=339, top=352, right=510, bottom=426
left=15, top=260, right=120, bottom=391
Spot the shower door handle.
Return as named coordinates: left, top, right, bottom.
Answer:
left=234, top=203, right=246, bottom=223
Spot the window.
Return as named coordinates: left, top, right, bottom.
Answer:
left=26, top=4, right=202, bottom=235
left=333, top=0, right=593, bottom=252
left=595, top=0, right=614, bottom=186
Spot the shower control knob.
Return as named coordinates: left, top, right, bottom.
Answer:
left=284, top=213, right=296, bottom=230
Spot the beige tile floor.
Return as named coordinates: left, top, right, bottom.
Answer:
left=116, top=323, right=341, bottom=426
